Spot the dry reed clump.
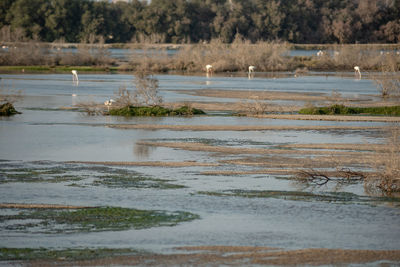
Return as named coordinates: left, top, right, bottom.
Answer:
left=173, top=38, right=289, bottom=72
left=366, top=126, right=400, bottom=195
left=55, top=43, right=114, bottom=66
left=237, top=97, right=271, bottom=115
left=128, top=47, right=171, bottom=72
left=0, top=41, right=50, bottom=66
left=75, top=101, right=104, bottom=115
left=310, top=45, right=395, bottom=71
left=373, top=63, right=400, bottom=101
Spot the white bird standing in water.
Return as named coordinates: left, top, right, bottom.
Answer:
left=354, top=66, right=361, bottom=79
left=248, top=66, right=255, bottom=73
left=104, top=99, right=115, bottom=111
left=206, top=64, right=213, bottom=74
left=72, top=70, right=79, bottom=83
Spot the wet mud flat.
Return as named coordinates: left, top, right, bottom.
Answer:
left=1, top=73, right=400, bottom=266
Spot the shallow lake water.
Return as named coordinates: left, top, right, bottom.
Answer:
left=0, top=73, right=399, bottom=258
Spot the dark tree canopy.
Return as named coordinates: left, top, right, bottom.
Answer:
left=1, top=0, right=399, bottom=43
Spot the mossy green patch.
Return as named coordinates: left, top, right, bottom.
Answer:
left=0, top=247, right=141, bottom=261
left=299, top=104, right=400, bottom=116
left=93, top=175, right=185, bottom=189
left=198, top=190, right=400, bottom=205
left=108, top=105, right=205, bottom=117
left=0, top=207, right=199, bottom=233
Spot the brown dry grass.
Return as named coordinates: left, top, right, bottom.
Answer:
left=111, top=124, right=384, bottom=131
left=28, top=246, right=400, bottom=266
left=137, top=141, right=372, bottom=157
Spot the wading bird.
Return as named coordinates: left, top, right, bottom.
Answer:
left=71, top=70, right=79, bottom=82
left=104, top=99, right=115, bottom=111
left=206, top=64, right=213, bottom=74
left=354, top=66, right=361, bottom=79
left=248, top=66, right=255, bottom=73
left=317, top=50, right=324, bottom=56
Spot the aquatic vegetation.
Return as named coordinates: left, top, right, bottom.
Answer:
left=0, top=166, right=83, bottom=183
left=93, top=174, right=185, bottom=189
left=0, top=102, right=20, bottom=116
left=0, top=247, right=140, bottom=261
left=108, top=105, right=205, bottom=117
left=299, top=104, right=400, bottom=116
left=198, top=190, right=400, bottom=206
left=0, top=207, right=200, bottom=233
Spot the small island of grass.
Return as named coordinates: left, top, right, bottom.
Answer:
left=108, top=105, right=205, bottom=117
left=299, top=104, right=400, bottom=116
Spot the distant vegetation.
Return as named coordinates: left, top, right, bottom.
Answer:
left=0, top=0, right=400, bottom=44
left=299, top=104, right=400, bottom=116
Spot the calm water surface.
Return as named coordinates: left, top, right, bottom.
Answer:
left=0, top=73, right=399, bottom=254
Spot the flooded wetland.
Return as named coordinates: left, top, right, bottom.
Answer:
left=1, top=71, right=400, bottom=266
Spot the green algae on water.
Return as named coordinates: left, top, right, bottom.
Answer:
left=0, top=207, right=200, bottom=233
left=92, top=174, right=185, bottom=189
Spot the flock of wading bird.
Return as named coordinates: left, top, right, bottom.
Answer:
left=69, top=61, right=362, bottom=109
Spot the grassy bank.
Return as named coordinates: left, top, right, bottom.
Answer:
left=299, top=105, right=400, bottom=116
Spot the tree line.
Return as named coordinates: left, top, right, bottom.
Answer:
left=1, top=0, right=400, bottom=44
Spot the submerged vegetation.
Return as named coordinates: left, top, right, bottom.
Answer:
left=0, top=207, right=199, bottom=233
left=0, top=247, right=140, bottom=261
left=0, top=162, right=185, bottom=189
left=299, top=105, right=400, bottom=116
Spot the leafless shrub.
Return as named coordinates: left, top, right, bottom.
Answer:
left=113, top=85, right=135, bottom=107
left=133, top=70, right=162, bottom=106
left=366, top=126, right=400, bottom=195
left=373, top=65, right=400, bottom=100
left=75, top=101, right=104, bottom=115
left=238, top=97, right=270, bottom=115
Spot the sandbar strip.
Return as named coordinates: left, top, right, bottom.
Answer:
left=36, top=246, right=400, bottom=266
left=109, top=124, right=383, bottom=131
left=138, top=141, right=372, bottom=156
